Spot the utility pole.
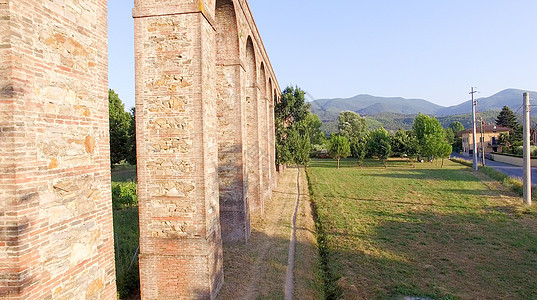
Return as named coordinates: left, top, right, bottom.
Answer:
left=471, top=87, right=478, bottom=171
left=481, top=120, right=486, bottom=166
left=523, top=92, right=531, bottom=205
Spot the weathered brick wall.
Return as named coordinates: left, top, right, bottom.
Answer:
left=268, top=80, right=277, bottom=189
left=215, top=0, right=250, bottom=242
left=258, top=64, right=270, bottom=202
left=134, top=0, right=281, bottom=298
left=134, top=1, right=223, bottom=298
left=0, top=0, right=115, bottom=299
left=244, top=37, right=263, bottom=214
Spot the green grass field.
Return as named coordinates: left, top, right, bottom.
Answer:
left=111, top=164, right=139, bottom=299
left=307, top=158, right=537, bottom=299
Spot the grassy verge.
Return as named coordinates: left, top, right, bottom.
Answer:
left=306, top=168, right=342, bottom=299
left=113, top=208, right=140, bottom=299
left=451, top=157, right=536, bottom=199
left=111, top=164, right=137, bottom=183
left=111, top=164, right=139, bottom=299
left=308, top=158, right=537, bottom=299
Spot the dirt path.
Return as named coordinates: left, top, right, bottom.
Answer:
left=284, top=169, right=300, bottom=299
left=217, top=167, right=320, bottom=299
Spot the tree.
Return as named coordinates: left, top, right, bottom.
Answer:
left=338, top=111, right=366, bottom=140
left=350, top=135, right=368, bottom=167
left=438, top=142, right=453, bottom=168
left=367, top=127, right=391, bottom=166
left=390, top=129, right=408, bottom=158
left=449, top=121, right=465, bottom=133
left=448, top=122, right=463, bottom=152
left=495, top=106, right=518, bottom=129
left=275, top=86, right=311, bottom=167
left=328, top=135, right=351, bottom=169
left=305, top=113, right=325, bottom=146
left=405, top=132, right=420, bottom=164
left=413, top=113, right=449, bottom=161
left=109, top=89, right=134, bottom=166
left=126, top=107, right=136, bottom=165
left=288, top=121, right=311, bottom=166
left=445, top=128, right=455, bottom=145
left=495, top=106, right=522, bottom=152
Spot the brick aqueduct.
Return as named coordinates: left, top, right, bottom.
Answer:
left=1, top=0, right=281, bottom=299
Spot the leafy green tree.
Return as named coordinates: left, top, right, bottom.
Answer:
left=438, top=142, right=453, bottom=168
left=405, top=132, right=420, bottom=163
left=390, top=129, right=420, bottom=162
left=447, top=122, right=463, bottom=152
left=367, top=127, right=392, bottom=166
left=109, top=89, right=134, bottom=166
left=350, top=134, right=368, bottom=167
left=329, top=135, right=351, bottom=169
left=413, top=113, right=449, bottom=161
left=390, top=129, right=408, bottom=157
left=305, top=113, right=325, bottom=146
left=338, top=111, right=366, bottom=140
left=449, top=121, right=465, bottom=133
left=289, top=121, right=311, bottom=166
left=126, top=107, right=136, bottom=165
left=275, top=86, right=311, bottom=167
left=445, top=128, right=455, bottom=145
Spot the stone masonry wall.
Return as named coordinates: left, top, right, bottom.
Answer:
left=215, top=0, right=250, bottom=242
left=0, top=0, right=116, bottom=299
left=133, top=1, right=224, bottom=298
left=0, top=0, right=280, bottom=298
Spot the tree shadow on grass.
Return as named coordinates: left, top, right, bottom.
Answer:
left=364, top=168, right=482, bottom=182
left=318, top=194, right=500, bottom=210
left=323, top=208, right=537, bottom=299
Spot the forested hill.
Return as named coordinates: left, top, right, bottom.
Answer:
left=312, top=88, right=537, bottom=134
left=311, top=88, right=537, bottom=123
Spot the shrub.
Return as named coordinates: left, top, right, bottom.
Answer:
left=112, top=182, right=138, bottom=210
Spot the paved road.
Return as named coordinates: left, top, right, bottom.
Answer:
left=452, top=153, right=537, bottom=185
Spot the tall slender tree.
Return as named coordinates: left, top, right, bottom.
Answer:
left=275, top=86, right=311, bottom=167
left=109, top=89, right=135, bottom=166
left=329, top=134, right=351, bottom=169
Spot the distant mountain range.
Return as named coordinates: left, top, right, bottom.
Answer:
left=310, top=89, right=537, bottom=122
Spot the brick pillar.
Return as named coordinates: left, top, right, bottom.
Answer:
left=0, top=0, right=115, bottom=299
left=258, top=66, right=269, bottom=203
left=215, top=0, right=250, bottom=243
left=134, top=1, right=224, bottom=298
left=245, top=38, right=263, bottom=214
left=268, top=86, right=277, bottom=189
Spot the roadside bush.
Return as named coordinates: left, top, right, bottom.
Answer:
left=112, top=182, right=138, bottom=210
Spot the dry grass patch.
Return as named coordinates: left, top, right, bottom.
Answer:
left=217, top=168, right=321, bottom=300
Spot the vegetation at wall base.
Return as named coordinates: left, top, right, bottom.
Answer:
left=113, top=207, right=140, bottom=299
left=112, top=182, right=138, bottom=210
left=450, top=158, right=536, bottom=200
left=111, top=165, right=139, bottom=298
left=307, top=158, right=537, bottom=299
left=305, top=167, right=343, bottom=299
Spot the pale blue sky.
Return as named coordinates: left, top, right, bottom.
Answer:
left=108, top=1, right=537, bottom=110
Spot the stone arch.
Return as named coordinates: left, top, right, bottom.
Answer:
left=259, top=62, right=270, bottom=201
left=215, top=0, right=251, bottom=243
left=245, top=36, right=263, bottom=214
left=216, top=0, right=239, bottom=60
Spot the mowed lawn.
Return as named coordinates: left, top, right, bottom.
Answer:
left=307, top=158, right=537, bottom=299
